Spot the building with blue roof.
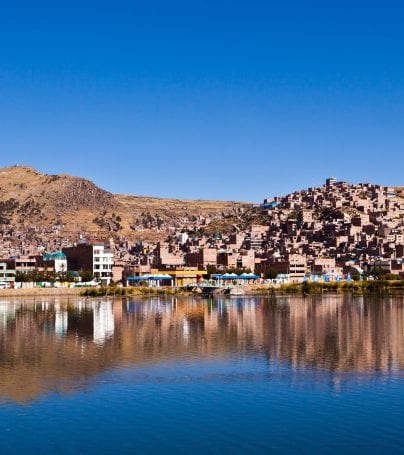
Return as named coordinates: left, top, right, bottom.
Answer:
left=38, top=251, right=68, bottom=274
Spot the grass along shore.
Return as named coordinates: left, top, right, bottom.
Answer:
left=253, top=280, right=404, bottom=295
left=81, top=280, right=404, bottom=297
left=1, top=280, right=403, bottom=298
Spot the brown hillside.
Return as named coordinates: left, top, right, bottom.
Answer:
left=0, top=166, right=248, bottom=241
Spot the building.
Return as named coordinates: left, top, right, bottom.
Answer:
left=0, top=262, right=15, bottom=286
left=264, top=254, right=308, bottom=283
left=37, top=252, right=68, bottom=274
left=217, top=250, right=238, bottom=269
left=178, top=232, right=189, bottom=245
left=283, top=255, right=307, bottom=283
left=326, top=177, right=337, bottom=186
left=155, top=242, right=185, bottom=267
left=186, top=248, right=217, bottom=268
left=155, top=268, right=207, bottom=286
left=238, top=250, right=255, bottom=271
left=247, top=225, right=268, bottom=250
left=111, top=260, right=125, bottom=283
left=5, top=257, right=36, bottom=274
left=63, top=241, right=114, bottom=285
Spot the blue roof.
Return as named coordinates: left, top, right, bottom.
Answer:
left=43, top=252, right=66, bottom=261
left=128, top=276, right=150, bottom=281
left=128, top=274, right=173, bottom=281
left=210, top=273, right=259, bottom=279
left=150, top=274, right=173, bottom=280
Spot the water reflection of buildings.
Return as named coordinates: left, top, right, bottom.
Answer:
left=263, top=295, right=404, bottom=373
left=92, top=301, right=114, bottom=344
left=51, top=301, right=115, bottom=342
left=0, top=295, right=403, bottom=402
left=55, top=304, right=68, bottom=336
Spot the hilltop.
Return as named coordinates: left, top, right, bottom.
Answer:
left=0, top=166, right=248, bottom=243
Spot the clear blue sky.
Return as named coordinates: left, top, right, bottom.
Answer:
left=1, top=1, right=403, bottom=201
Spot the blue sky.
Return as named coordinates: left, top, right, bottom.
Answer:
left=0, top=0, right=403, bottom=201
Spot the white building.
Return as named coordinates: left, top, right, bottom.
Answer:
left=93, top=244, right=114, bottom=285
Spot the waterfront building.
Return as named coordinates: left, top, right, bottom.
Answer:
left=37, top=252, right=68, bottom=274
left=154, top=268, right=207, bottom=286
left=63, top=241, right=114, bottom=285
left=5, top=257, right=36, bottom=274
left=259, top=254, right=308, bottom=283
left=0, top=262, right=16, bottom=286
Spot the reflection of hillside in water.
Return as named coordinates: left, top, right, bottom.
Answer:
left=0, top=295, right=403, bottom=402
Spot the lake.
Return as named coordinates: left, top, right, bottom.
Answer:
left=0, top=295, right=403, bottom=454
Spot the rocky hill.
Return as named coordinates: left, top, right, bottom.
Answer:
left=0, top=166, right=247, bottom=242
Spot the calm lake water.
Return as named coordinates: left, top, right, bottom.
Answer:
left=0, top=295, right=403, bottom=454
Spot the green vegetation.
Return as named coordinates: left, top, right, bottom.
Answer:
left=16, top=270, right=55, bottom=283
left=276, top=280, right=404, bottom=295
left=78, top=270, right=94, bottom=282
left=80, top=286, right=192, bottom=297
left=363, top=267, right=402, bottom=281
left=79, top=280, right=404, bottom=298
left=262, top=268, right=278, bottom=279
left=15, top=270, right=77, bottom=283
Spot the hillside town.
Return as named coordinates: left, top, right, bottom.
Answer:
left=1, top=178, right=403, bottom=288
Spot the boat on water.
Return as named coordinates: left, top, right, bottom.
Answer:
left=189, top=282, right=246, bottom=296
left=196, top=286, right=246, bottom=296
left=229, top=286, right=245, bottom=296
left=196, top=285, right=221, bottom=294
left=187, top=282, right=222, bottom=295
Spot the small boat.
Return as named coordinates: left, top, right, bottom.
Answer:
left=192, top=282, right=223, bottom=295
left=196, top=285, right=220, bottom=294
left=229, top=286, right=245, bottom=296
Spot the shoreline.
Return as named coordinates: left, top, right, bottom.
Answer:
left=1, top=280, right=404, bottom=298
left=0, top=288, right=86, bottom=298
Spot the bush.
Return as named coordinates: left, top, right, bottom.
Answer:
left=384, top=273, right=400, bottom=281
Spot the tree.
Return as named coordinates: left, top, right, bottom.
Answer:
left=351, top=271, right=361, bottom=281
left=79, top=270, right=94, bottom=282
left=369, top=267, right=388, bottom=280
left=384, top=273, right=400, bottom=281
left=226, top=267, right=252, bottom=275
left=263, top=268, right=278, bottom=279
left=206, top=265, right=220, bottom=275
left=57, top=271, right=76, bottom=283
